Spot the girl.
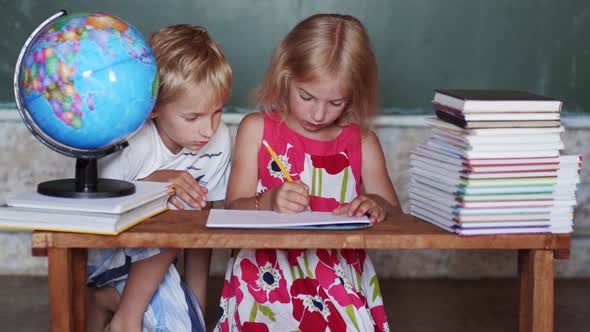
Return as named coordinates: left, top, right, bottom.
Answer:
left=215, top=14, right=400, bottom=331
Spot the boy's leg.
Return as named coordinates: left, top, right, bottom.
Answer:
left=184, top=248, right=212, bottom=313
left=108, top=249, right=180, bottom=332
left=86, top=286, right=119, bottom=332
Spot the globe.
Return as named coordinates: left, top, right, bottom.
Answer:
left=14, top=10, right=158, bottom=197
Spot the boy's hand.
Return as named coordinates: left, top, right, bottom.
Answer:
left=269, top=180, right=309, bottom=213
left=142, top=170, right=207, bottom=209
left=332, top=194, right=386, bottom=224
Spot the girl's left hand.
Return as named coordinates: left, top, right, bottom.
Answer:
left=332, top=194, right=387, bottom=224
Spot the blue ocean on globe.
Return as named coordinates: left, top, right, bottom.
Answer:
left=18, top=13, right=158, bottom=150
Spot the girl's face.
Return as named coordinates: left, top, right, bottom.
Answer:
left=286, top=77, right=348, bottom=136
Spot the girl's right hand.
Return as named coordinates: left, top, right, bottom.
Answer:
left=268, top=180, right=310, bottom=213
left=141, top=170, right=208, bottom=210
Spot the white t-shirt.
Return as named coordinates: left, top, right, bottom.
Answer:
left=98, top=119, right=231, bottom=201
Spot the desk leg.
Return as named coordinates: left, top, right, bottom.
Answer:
left=518, top=249, right=554, bottom=332
left=71, top=249, right=87, bottom=332
left=48, top=248, right=73, bottom=332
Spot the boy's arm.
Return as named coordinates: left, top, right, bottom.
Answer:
left=97, top=146, right=139, bottom=181
left=97, top=124, right=151, bottom=181
left=200, top=122, right=232, bottom=202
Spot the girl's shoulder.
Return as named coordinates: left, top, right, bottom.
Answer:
left=239, top=111, right=264, bottom=131
left=239, top=110, right=284, bottom=133
left=359, top=129, right=384, bottom=159
left=236, top=111, right=266, bottom=145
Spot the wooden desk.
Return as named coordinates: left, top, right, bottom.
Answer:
left=32, top=210, right=570, bottom=332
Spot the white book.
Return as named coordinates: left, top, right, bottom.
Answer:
left=432, top=90, right=562, bottom=113
left=459, top=113, right=560, bottom=121
left=409, top=188, right=576, bottom=209
left=410, top=159, right=579, bottom=179
left=412, top=199, right=572, bottom=222
left=410, top=202, right=572, bottom=234
left=410, top=176, right=578, bottom=196
left=0, top=194, right=170, bottom=235
left=414, top=144, right=579, bottom=165
left=410, top=154, right=579, bottom=173
left=550, top=224, right=574, bottom=234
left=410, top=204, right=554, bottom=228
left=410, top=205, right=573, bottom=229
left=410, top=207, right=553, bottom=236
left=409, top=188, right=577, bottom=209
left=460, top=220, right=572, bottom=229
left=410, top=180, right=576, bottom=201
left=425, top=117, right=565, bottom=135
left=6, top=181, right=173, bottom=214
left=430, top=128, right=562, bottom=145
left=206, top=209, right=371, bottom=229
left=429, top=136, right=564, bottom=152
left=412, top=148, right=556, bottom=168
left=412, top=209, right=555, bottom=236
left=427, top=138, right=563, bottom=154
left=410, top=193, right=573, bottom=216
left=410, top=167, right=579, bottom=187
left=422, top=141, right=560, bottom=159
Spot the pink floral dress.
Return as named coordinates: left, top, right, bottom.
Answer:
left=214, top=111, right=390, bottom=332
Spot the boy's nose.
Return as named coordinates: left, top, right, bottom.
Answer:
left=200, top=120, right=214, bottom=138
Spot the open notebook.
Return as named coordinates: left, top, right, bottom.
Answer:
left=206, top=209, right=372, bottom=229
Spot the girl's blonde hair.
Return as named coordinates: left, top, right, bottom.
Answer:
left=255, top=14, right=379, bottom=132
left=148, top=24, right=232, bottom=109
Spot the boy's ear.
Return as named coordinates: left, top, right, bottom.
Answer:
left=149, top=111, right=158, bottom=119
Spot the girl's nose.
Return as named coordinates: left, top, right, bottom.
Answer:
left=311, top=104, right=326, bottom=123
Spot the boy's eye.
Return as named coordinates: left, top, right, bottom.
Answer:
left=184, top=115, right=199, bottom=121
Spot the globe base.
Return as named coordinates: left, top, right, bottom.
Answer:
left=37, top=158, right=136, bottom=198
left=38, top=178, right=136, bottom=198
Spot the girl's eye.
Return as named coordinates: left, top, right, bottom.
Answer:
left=300, top=94, right=312, bottom=101
left=330, top=101, right=344, bottom=107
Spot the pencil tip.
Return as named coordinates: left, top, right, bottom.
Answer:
left=262, top=139, right=269, bottom=147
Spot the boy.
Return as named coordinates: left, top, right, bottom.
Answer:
left=87, top=24, right=232, bottom=332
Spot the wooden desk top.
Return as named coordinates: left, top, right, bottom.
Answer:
left=31, top=210, right=571, bottom=251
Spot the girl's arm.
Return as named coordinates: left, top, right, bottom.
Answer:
left=225, top=112, right=264, bottom=209
left=360, top=130, right=401, bottom=212
left=334, top=130, right=401, bottom=222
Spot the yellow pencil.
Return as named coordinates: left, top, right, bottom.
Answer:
left=262, top=139, right=293, bottom=182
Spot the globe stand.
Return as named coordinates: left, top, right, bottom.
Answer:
left=37, top=158, right=136, bottom=198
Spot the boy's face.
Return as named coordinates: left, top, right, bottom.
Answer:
left=152, top=86, right=224, bottom=154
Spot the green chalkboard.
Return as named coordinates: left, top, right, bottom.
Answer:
left=1, top=0, right=588, bottom=113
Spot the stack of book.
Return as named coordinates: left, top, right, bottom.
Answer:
left=409, top=89, right=582, bottom=235
left=0, top=181, right=173, bottom=235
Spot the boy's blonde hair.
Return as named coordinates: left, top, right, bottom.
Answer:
left=148, top=24, right=232, bottom=108
left=255, top=14, right=379, bottom=131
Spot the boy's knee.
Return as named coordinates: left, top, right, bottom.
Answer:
left=88, top=286, right=121, bottom=312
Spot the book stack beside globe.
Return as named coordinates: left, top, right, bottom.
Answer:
left=409, top=89, right=582, bottom=236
